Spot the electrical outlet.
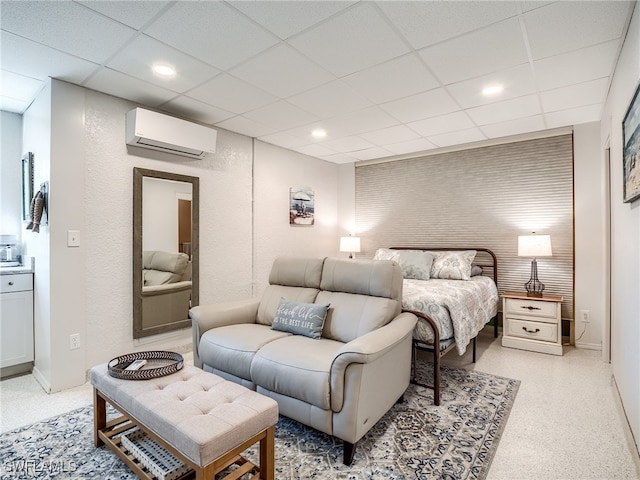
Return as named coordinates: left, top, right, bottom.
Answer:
left=580, top=310, right=590, bottom=323
left=69, top=333, right=80, bottom=350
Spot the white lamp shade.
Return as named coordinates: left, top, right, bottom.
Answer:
left=518, top=235, right=552, bottom=257
left=339, top=236, right=361, bottom=253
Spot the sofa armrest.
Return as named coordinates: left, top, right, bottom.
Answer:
left=190, top=298, right=260, bottom=368
left=142, top=281, right=192, bottom=296
left=330, top=312, right=417, bottom=411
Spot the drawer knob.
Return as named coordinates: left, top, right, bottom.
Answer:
left=522, top=326, right=541, bottom=334
left=8, top=281, right=14, bottom=286
left=521, top=305, right=541, bottom=311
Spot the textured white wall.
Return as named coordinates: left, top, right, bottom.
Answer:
left=253, top=140, right=340, bottom=296
left=573, top=122, right=607, bottom=350
left=600, top=3, right=640, bottom=456
left=0, top=111, right=23, bottom=242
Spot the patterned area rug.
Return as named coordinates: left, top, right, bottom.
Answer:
left=0, top=362, right=518, bottom=479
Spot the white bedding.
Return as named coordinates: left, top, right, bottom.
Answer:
left=402, top=276, right=499, bottom=355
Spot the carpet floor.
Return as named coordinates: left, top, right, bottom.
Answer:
left=0, top=362, right=519, bottom=479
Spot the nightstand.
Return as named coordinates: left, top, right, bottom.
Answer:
left=501, top=291, right=563, bottom=356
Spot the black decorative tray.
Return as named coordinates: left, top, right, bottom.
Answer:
left=108, top=351, right=184, bottom=380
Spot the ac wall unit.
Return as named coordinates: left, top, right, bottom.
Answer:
left=126, top=108, right=216, bottom=159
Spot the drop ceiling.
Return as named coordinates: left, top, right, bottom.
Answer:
left=0, top=1, right=635, bottom=164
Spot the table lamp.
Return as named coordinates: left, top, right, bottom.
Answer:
left=339, top=235, right=360, bottom=259
left=518, top=234, right=552, bottom=297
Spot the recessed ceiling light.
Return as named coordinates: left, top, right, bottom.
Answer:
left=482, top=84, right=504, bottom=96
left=312, top=129, right=327, bottom=139
left=152, top=64, right=176, bottom=77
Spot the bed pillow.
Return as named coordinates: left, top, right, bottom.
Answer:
left=373, top=248, right=399, bottom=262
left=271, top=298, right=330, bottom=339
left=430, top=250, right=477, bottom=280
left=471, top=265, right=483, bottom=276
left=398, top=250, right=434, bottom=280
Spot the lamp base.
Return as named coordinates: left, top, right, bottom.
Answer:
left=524, top=258, right=545, bottom=297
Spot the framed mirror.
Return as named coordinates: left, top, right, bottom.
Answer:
left=133, top=167, right=199, bottom=338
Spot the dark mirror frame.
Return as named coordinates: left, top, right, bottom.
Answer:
left=133, top=167, right=199, bottom=339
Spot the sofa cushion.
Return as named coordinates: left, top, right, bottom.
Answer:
left=320, top=258, right=402, bottom=301
left=268, top=257, right=325, bottom=288
left=250, top=335, right=344, bottom=410
left=317, top=291, right=401, bottom=343
left=199, top=324, right=290, bottom=381
left=143, top=250, right=190, bottom=285
left=271, top=298, right=329, bottom=339
left=257, top=286, right=320, bottom=326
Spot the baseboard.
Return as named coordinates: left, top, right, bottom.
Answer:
left=612, top=375, right=640, bottom=473
left=575, top=341, right=601, bottom=350
left=31, top=366, right=51, bottom=393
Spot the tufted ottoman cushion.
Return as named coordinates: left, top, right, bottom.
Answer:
left=90, top=363, right=278, bottom=468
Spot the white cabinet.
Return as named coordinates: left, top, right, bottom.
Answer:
left=501, top=291, right=563, bottom=356
left=1, top=273, right=34, bottom=372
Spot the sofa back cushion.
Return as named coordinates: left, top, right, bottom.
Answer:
left=256, top=257, right=326, bottom=325
left=143, top=250, right=190, bottom=286
left=318, top=258, right=403, bottom=343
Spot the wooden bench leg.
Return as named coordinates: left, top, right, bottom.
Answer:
left=260, top=425, right=275, bottom=480
left=93, top=388, right=106, bottom=447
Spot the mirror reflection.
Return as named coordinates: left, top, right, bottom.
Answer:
left=133, top=168, right=199, bottom=338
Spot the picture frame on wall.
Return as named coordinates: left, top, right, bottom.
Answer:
left=21, top=152, right=33, bottom=222
left=289, top=187, right=315, bottom=226
left=622, top=82, right=640, bottom=203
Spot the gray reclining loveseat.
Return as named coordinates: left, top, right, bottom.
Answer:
left=190, top=256, right=417, bottom=465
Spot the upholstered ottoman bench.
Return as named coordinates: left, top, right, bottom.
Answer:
left=90, top=363, right=278, bottom=480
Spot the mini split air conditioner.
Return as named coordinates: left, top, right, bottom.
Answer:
left=126, top=108, right=217, bottom=159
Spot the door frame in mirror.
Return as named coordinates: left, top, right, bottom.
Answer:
left=133, top=167, right=199, bottom=339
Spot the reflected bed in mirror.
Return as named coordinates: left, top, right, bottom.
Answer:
left=133, top=167, right=199, bottom=339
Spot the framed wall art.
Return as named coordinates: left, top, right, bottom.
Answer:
left=622, top=82, right=640, bottom=203
left=289, top=187, right=314, bottom=226
left=21, top=152, right=34, bottom=222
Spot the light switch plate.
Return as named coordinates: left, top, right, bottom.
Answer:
left=67, top=230, right=80, bottom=247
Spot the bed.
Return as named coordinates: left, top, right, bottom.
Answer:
left=375, top=247, right=499, bottom=405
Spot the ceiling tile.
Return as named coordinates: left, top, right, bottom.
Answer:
left=288, top=80, right=372, bottom=118
left=317, top=152, right=359, bottom=164
left=419, top=18, right=529, bottom=85
left=258, top=132, right=311, bottom=149
left=322, top=136, right=375, bottom=153
left=349, top=146, right=394, bottom=161
left=161, top=96, right=235, bottom=124
left=229, top=1, right=354, bottom=39
left=145, top=1, right=278, bottom=70
left=545, top=104, right=603, bottom=129
left=187, top=74, right=277, bottom=114
left=294, top=143, right=338, bottom=158
left=524, top=1, right=632, bottom=59
left=384, top=138, right=438, bottom=155
left=541, top=78, right=609, bottom=113
left=381, top=88, right=460, bottom=123
left=215, top=115, right=277, bottom=138
left=0, top=31, right=99, bottom=85
left=1, top=70, right=44, bottom=102
left=466, top=94, right=541, bottom=125
left=84, top=68, right=178, bottom=107
left=342, top=54, right=440, bottom=104
left=480, top=115, right=546, bottom=138
left=378, top=0, right=519, bottom=49
left=107, top=35, right=220, bottom=93
left=428, top=127, right=487, bottom=148
left=446, top=64, right=537, bottom=109
left=359, top=125, right=421, bottom=146
left=0, top=1, right=136, bottom=64
left=408, top=111, right=476, bottom=137
left=289, top=2, right=410, bottom=77
left=243, top=101, right=319, bottom=131
left=0, top=95, right=32, bottom=114
left=534, top=40, right=619, bottom=92
left=77, top=0, right=171, bottom=29
left=231, top=44, right=335, bottom=98
left=325, top=106, right=401, bottom=136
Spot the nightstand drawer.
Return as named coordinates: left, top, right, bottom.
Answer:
left=505, top=318, right=558, bottom=343
left=505, top=298, right=557, bottom=320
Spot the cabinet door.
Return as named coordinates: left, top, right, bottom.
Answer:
left=1, top=290, right=34, bottom=367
